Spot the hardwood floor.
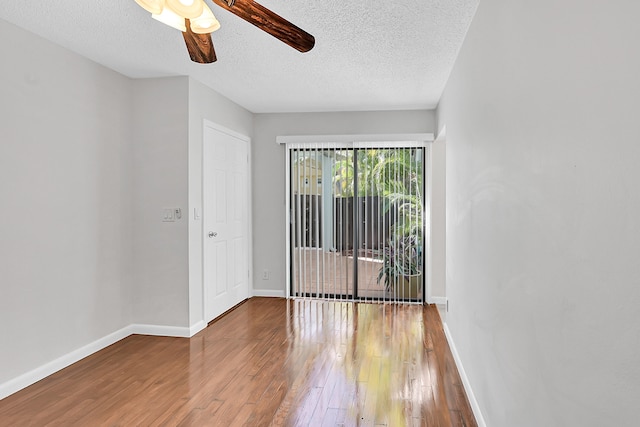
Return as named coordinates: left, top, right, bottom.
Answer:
left=0, top=298, right=476, bottom=426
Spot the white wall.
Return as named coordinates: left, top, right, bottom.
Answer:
left=187, top=79, right=253, bottom=326
left=252, top=110, right=437, bottom=295
left=0, top=19, right=133, bottom=384
left=437, top=1, right=640, bottom=425
left=131, top=77, right=190, bottom=327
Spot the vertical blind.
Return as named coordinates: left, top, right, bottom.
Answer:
left=287, top=142, right=428, bottom=304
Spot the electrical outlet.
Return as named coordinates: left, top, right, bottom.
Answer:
left=262, top=269, right=270, bottom=280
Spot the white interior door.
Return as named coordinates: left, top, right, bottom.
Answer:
left=203, top=123, right=249, bottom=323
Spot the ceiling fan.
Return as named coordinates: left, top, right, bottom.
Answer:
left=133, top=0, right=315, bottom=63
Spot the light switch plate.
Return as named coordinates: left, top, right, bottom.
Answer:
left=162, top=208, right=175, bottom=222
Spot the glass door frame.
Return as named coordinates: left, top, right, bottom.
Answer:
left=282, top=134, right=434, bottom=304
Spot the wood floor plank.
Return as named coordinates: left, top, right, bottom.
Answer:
left=321, top=407, right=340, bottom=426
left=0, top=298, right=476, bottom=426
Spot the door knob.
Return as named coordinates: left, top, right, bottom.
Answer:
left=208, top=232, right=218, bottom=238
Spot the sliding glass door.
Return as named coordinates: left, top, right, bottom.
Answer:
left=289, top=144, right=426, bottom=303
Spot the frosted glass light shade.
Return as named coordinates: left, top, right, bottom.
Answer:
left=152, top=8, right=187, bottom=32
left=134, top=0, right=165, bottom=15
left=165, top=0, right=204, bottom=20
left=190, top=3, right=221, bottom=34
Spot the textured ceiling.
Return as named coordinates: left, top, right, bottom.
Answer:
left=0, top=0, right=478, bottom=113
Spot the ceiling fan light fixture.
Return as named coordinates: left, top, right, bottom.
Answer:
left=190, top=4, right=221, bottom=34
left=165, top=0, right=204, bottom=20
left=134, top=0, right=165, bottom=15
left=136, top=0, right=314, bottom=64
left=152, top=8, right=187, bottom=32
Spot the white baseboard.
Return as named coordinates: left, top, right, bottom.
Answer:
left=0, top=325, right=133, bottom=400
left=130, top=323, right=202, bottom=338
left=252, top=289, right=286, bottom=298
left=188, top=320, right=207, bottom=337
left=443, top=323, right=487, bottom=427
left=0, top=320, right=210, bottom=400
left=429, top=296, right=447, bottom=306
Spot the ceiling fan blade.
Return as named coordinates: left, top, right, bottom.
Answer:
left=182, top=19, right=217, bottom=63
left=211, top=0, right=315, bottom=53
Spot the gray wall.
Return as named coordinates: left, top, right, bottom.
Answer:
left=430, top=137, right=446, bottom=299
left=437, top=1, right=640, bottom=425
left=252, top=111, right=437, bottom=295
left=0, top=19, right=134, bottom=383
left=131, top=77, right=190, bottom=327
left=0, top=18, right=255, bottom=391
